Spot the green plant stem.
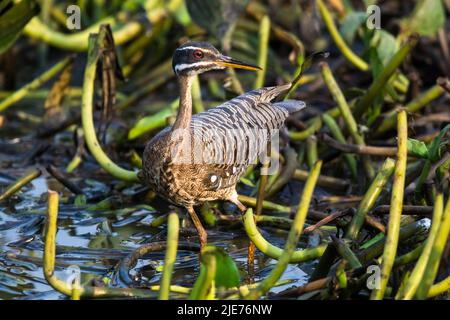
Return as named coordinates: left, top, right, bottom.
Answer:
left=82, top=32, right=138, bottom=182
left=427, top=275, right=450, bottom=298
left=23, top=17, right=142, bottom=51
left=159, top=212, right=179, bottom=300
left=331, top=236, right=362, bottom=269
left=320, top=62, right=374, bottom=179
left=322, top=113, right=358, bottom=179
left=128, top=99, right=178, bottom=140
left=346, top=158, right=396, bottom=240
left=0, top=169, right=42, bottom=202
left=245, top=161, right=323, bottom=299
left=306, top=136, right=318, bottom=169
left=394, top=243, right=425, bottom=267
left=44, top=190, right=187, bottom=298
left=189, top=250, right=216, bottom=300
left=200, top=203, right=217, bottom=227
left=376, top=83, right=445, bottom=134
left=0, top=57, right=73, bottom=112
left=370, top=110, right=408, bottom=300
left=414, top=160, right=432, bottom=203
left=243, top=208, right=326, bottom=263
left=396, top=192, right=444, bottom=299
left=289, top=117, right=322, bottom=141
left=266, top=147, right=298, bottom=196
left=415, top=192, right=450, bottom=299
left=316, top=0, right=368, bottom=71
left=293, top=169, right=349, bottom=190
left=354, top=35, right=418, bottom=118
left=254, top=15, right=270, bottom=89
left=358, top=220, right=427, bottom=264
left=238, top=194, right=291, bottom=213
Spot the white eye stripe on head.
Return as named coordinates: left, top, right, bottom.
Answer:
left=176, top=46, right=217, bottom=55
left=174, top=62, right=222, bottom=73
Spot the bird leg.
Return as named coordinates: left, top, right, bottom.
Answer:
left=186, top=206, right=207, bottom=249
left=228, top=191, right=247, bottom=214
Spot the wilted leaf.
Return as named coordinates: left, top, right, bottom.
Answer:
left=340, top=11, right=367, bottom=44
left=44, top=61, right=73, bottom=112
left=407, top=138, right=429, bottom=159
left=0, top=0, right=40, bottom=54
left=407, top=0, right=445, bottom=37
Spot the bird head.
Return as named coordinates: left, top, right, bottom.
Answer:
left=172, top=41, right=261, bottom=76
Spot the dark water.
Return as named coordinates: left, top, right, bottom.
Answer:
left=0, top=169, right=317, bottom=300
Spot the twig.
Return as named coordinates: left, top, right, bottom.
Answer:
left=372, top=205, right=433, bottom=216
left=46, top=165, right=83, bottom=195
left=275, top=277, right=330, bottom=298
left=320, top=133, right=398, bottom=156
left=0, top=169, right=42, bottom=202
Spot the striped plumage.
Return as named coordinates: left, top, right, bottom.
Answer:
left=139, top=42, right=305, bottom=246
left=140, top=84, right=304, bottom=205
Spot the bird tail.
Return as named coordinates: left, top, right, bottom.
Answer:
left=273, top=100, right=306, bottom=114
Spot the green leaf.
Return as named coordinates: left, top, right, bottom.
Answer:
left=428, top=124, right=450, bottom=162
left=407, top=138, right=429, bottom=159
left=0, top=0, right=40, bottom=54
left=407, top=0, right=445, bottom=37
left=212, top=247, right=240, bottom=288
left=201, top=246, right=240, bottom=289
left=375, top=30, right=398, bottom=66
left=128, top=100, right=178, bottom=140
left=185, top=0, right=249, bottom=40
left=340, top=11, right=367, bottom=44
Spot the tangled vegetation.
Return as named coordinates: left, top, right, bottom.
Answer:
left=0, top=0, right=449, bottom=300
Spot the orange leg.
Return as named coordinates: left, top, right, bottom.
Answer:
left=186, top=206, right=207, bottom=249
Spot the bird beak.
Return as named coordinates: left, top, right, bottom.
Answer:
left=216, top=55, right=262, bottom=71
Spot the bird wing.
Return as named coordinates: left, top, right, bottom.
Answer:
left=188, top=85, right=301, bottom=191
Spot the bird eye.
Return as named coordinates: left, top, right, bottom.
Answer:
left=193, top=50, right=204, bottom=59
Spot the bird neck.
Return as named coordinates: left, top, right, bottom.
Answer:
left=172, top=75, right=194, bottom=131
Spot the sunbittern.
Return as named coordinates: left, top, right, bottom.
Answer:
left=139, top=42, right=305, bottom=248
